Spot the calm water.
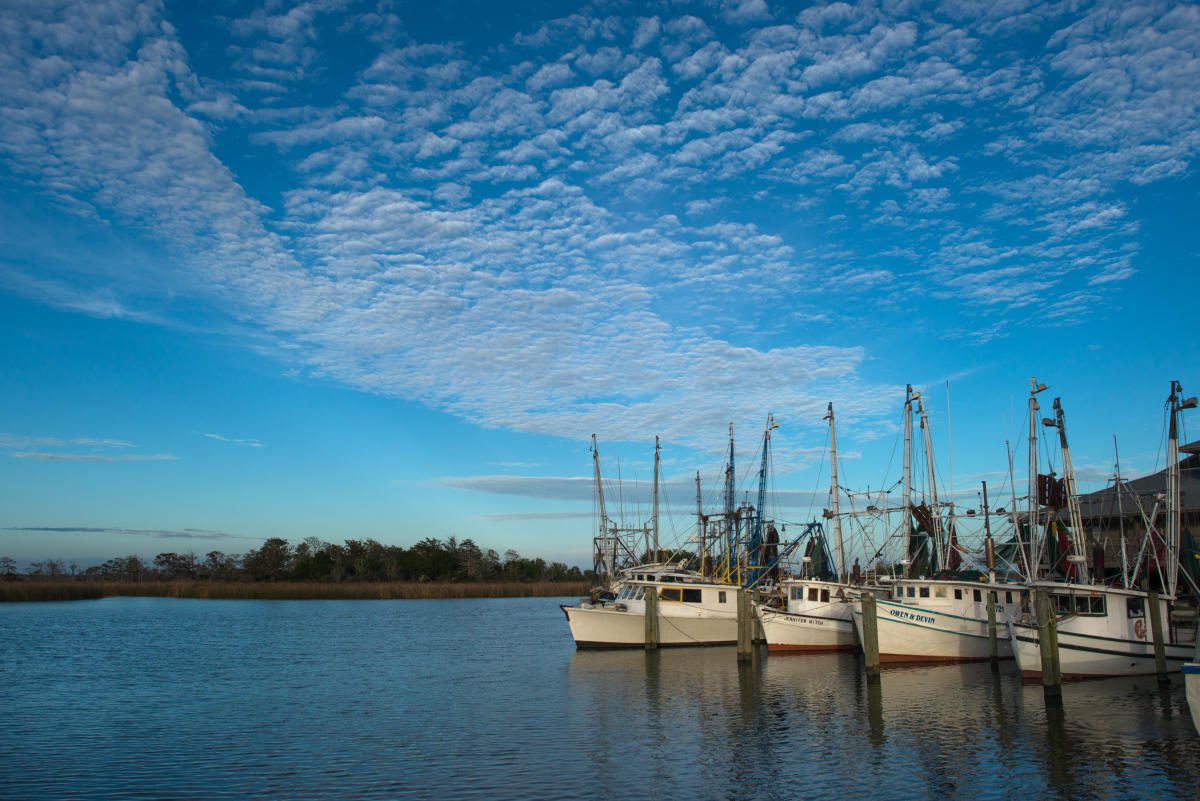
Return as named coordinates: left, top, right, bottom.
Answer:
left=1, top=597, right=1197, bottom=800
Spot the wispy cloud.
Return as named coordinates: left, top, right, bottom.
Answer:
left=0, top=433, right=133, bottom=449
left=5, top=526, right=250, bottom=540
left=202, top=433, right=264, bottom=448
left=1, top=0, right=1196, bottom=461
left=11, top=452, right=177, bottom=462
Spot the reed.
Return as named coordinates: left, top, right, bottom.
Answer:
left=0, top=580, right=590, bottom=602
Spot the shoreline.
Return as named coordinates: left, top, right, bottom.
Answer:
left=0, top=580, right=590, bottom=602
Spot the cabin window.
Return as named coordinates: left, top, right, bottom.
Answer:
left=954, top=589, right=963, bottom=600
left=919, top=586, right=930, bottom=598
left=934, top=586, right=947, bottom=598
left=790, top=587, right=802, bottom=600
left=1050, top=593, right=1107, bottom=617
left=808, top=588, right=819, bottom=602
left=1005, top=591, right=1013, bottom=604
left=1054, top=594, right=1072, bottom=614
left=820, top=589, right=830, bottom=602
left=634, top=588, right=645, bottom=600
left=973, top=589, right=982, bottom=603
left=1126, top=597, right=1144, bottom=618
left=906, top=586, right=915, bottom=598
left=682, top=589, right=703, bottom=603
left=719, top=591, right=727, bottom=604
left=660, top=588, right=683, bottom=602
left=894, top=588, right=903, bottom=599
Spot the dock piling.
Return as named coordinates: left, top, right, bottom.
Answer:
left=861, top=593, right=880, bottom=683
left=987, top=590, right=999, bottom=672
left=1035, top=591, right=1062, bottom=706
left=737, top=590, right=753, bottom=662
left=644, top=586, right=659, bottom=651
left=1147, top=591, right=1168, bottom=683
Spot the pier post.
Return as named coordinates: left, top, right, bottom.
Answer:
left=1147, top=591, right=1168, bottom=683
left=644, top=586, right=659, bottom=651
left=737, top=590, right=753, bottom=662
left=987, top=590, right=999, bottom=672
left=861, top=593, right=880, bottom=683
left=1035, top=591, right=1062, bottom=706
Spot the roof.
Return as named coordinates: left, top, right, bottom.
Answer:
left=1076, top=441, right=1200, bottom=519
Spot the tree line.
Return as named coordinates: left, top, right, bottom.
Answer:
left=1, top=537, right=589, bottom=584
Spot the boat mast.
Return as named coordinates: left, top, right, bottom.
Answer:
left=725, top=423, right=735, bottom=583
left=825, top=403, right=845, bottom=582
left=651, top=435, right=660, bottom=561
left=902, top=385, right=914, bottom=576
left=1114, top=436, right=1130, bottom=589
left=916, top=392, right=943, bottom=569
left=1028, top=378, right=1047, bottom=578
left=695, top=471, right=705, bottom=577
left=592, top=434, right=612, bottom=589
left=1049, top=397, right=1089, bottom=583
left=982, top=480, right=995, bottom=584
left=1166, top=380, right=1197, bottom=598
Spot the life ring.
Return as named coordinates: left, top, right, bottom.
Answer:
left=1133, top=618, right=1146, bottom=640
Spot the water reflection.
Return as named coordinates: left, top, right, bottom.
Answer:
left=567, top=644, right=1199, bottom=800
left=1, top=598, right=1196, bottom=801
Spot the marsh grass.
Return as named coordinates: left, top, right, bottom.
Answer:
left=0, top=580, right=590, bottom=602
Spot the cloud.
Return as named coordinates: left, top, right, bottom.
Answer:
left=0, top=433, right=133, bottom=449
left=11, top=452, right=177, bottom=462
left=5, top=526, right=251, bottom=540
left=2, top=0, right=1196, bottom=460
left=202, top=433, right=264, bottom=448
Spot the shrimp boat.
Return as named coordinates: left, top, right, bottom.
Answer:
left=562, top=562, right=741, bottom=648
left=1009, top=381, right=1199, bottom=679
left=563, top=421, right=792, bottom=649
left=757, top=403, right=888, bottom=652
left=847, top=384, right=1029, bottom=662
left=1186, top=661, right=1200, bottom=734
left=855, top=577, right=1029, bottom=662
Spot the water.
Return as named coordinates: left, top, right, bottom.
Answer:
left=1, top=597, right=1196, bottom=800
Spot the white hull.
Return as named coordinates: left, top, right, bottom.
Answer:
left=757, top=605, right=856, bottom=652
left=854, top=599, right=1012, bottom=663
left=1185, top=664, right=1200, bottom=734
left=562, top=603, right=737, bottom=648
left=1010, top=622, right=1193, bottom=679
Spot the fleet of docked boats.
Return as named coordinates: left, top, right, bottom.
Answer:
left=559, top=379, right=1200, bottom=733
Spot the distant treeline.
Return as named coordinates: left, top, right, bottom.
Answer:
left=1, top=537, right=591, bottom=585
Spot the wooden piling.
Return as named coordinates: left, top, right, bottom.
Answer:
left=1147, top=591, right=1168, bottom=682
left=861, top=593, right=880, bottom=682
left=737, top=590, right=753, bottom=662
left=987, top=590, right=999, bottom=672
left=644, top=586, right=659, bottom=651
left=1035, top=591, right=1062, bottom=706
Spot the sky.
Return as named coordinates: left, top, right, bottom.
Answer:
left=0, top=0, right=1197, bottom=569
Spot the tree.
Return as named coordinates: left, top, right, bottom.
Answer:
left=0, top=556, right=17, bottom=579
left=242, top=538, right=292, bottom=581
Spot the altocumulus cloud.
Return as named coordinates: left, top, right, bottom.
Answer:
left=1, top=0, right=1198, bottom=453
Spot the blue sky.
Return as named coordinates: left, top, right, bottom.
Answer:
left=0, top=0, right=1197, bottom=568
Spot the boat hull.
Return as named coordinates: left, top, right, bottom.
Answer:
left=562, top=603, right=737, bottom=649
left=1185, top=664, right=1200, bottom=734
left=1010, top=621, right=1193, bottom=679
left=854, top=600, right=1012, bottom=663
left=757, top=605, right=856, bottom=652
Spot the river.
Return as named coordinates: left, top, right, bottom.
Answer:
left=1, top=596, right=1196, bottom=799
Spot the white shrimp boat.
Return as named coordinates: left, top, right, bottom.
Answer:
left=1185, top=662, right=1200, bottom=734
left=757, top=403, right=890, bottom=653
left=759, top=577, right=893, bottom=652
left=1009, top=382, right=1199, bottom=679
left=1009, top=583, right=1194, bottom=679
left=853, top=578, right=1027, bottom=662
left=561, top=563, right=739, bottom=648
